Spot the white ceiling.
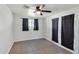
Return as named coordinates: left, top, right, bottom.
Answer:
left=7, top=4, right=79, bottom=18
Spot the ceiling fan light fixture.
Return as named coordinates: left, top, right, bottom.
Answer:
left=36, top=11, right=43, bottom=15
left=36, top=11, right=41, bottom=14
left=23, top=4, right=51, bottom=16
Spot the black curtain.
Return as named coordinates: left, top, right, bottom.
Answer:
left=22, top=18, right=29, bottom=31
left=34, top=19, right=39, bottom=30
left=61, top=14, right=74, bottom=50
left=52, top=18, right=59, bottom=43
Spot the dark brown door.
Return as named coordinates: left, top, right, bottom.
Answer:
left=52, top=18, right=59, bottom=43
left=61, top=14, right=74, bottom=50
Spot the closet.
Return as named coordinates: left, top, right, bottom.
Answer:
left=52, top=18, right=59, bottom=43
left=52, top=14, right=74, bottom=50
left=61, top=14, right=74, bottom=50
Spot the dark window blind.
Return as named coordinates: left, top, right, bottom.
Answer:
left=34, top=19, right=39, bottom=30
left=22, top=18, right=29, bottom=31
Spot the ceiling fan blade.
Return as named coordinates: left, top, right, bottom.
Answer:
left=24, top=5, right=29, bottom=8
left=39, top=4, right=45, bottom=9
left=41, top=10, right=52, bottom=13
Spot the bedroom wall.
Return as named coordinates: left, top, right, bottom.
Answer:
left=0, top=5, right=13, bottom=53
left=45, top=7, right=79, bottom=53
left=13, top=14, right=44, bottom=42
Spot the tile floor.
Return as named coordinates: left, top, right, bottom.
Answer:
left=9, top=39, right=72, bottom=54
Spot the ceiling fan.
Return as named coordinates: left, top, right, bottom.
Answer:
left=24, top=4, right=52, bottom=15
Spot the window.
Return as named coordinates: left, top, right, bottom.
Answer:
left=29, top=19, right=34, bottom=30
left=34, top=19, right=39, bottom=30
left=22, top=18, right=39, bottom=31
left=22, top=18, right=29, bottom=31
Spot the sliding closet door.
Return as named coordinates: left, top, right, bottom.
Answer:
left=52, top=18, right=59, bottom=43
left=61, top=14, right=74, bottom=50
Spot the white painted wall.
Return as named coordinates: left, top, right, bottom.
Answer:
left=0, top=4, right=79, bottom=54
left=45, top=7, right=79, bottom=53
left=13, top=14, right=44, bottom=42
left=0, top=5, right=13, bottom=53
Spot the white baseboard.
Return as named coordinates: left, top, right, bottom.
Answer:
left=14, top=38, right=44, bottom=42
left=7, top=41, right=14, bottom=54
left=46, top=39, right=75, bottom=54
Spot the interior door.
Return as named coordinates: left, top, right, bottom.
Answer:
left=52, top=18, right=59, bottom=43
left=61, top=14, right=74, bottom=50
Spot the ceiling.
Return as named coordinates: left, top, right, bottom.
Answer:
left=7, top=4, right=79, bottom=18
